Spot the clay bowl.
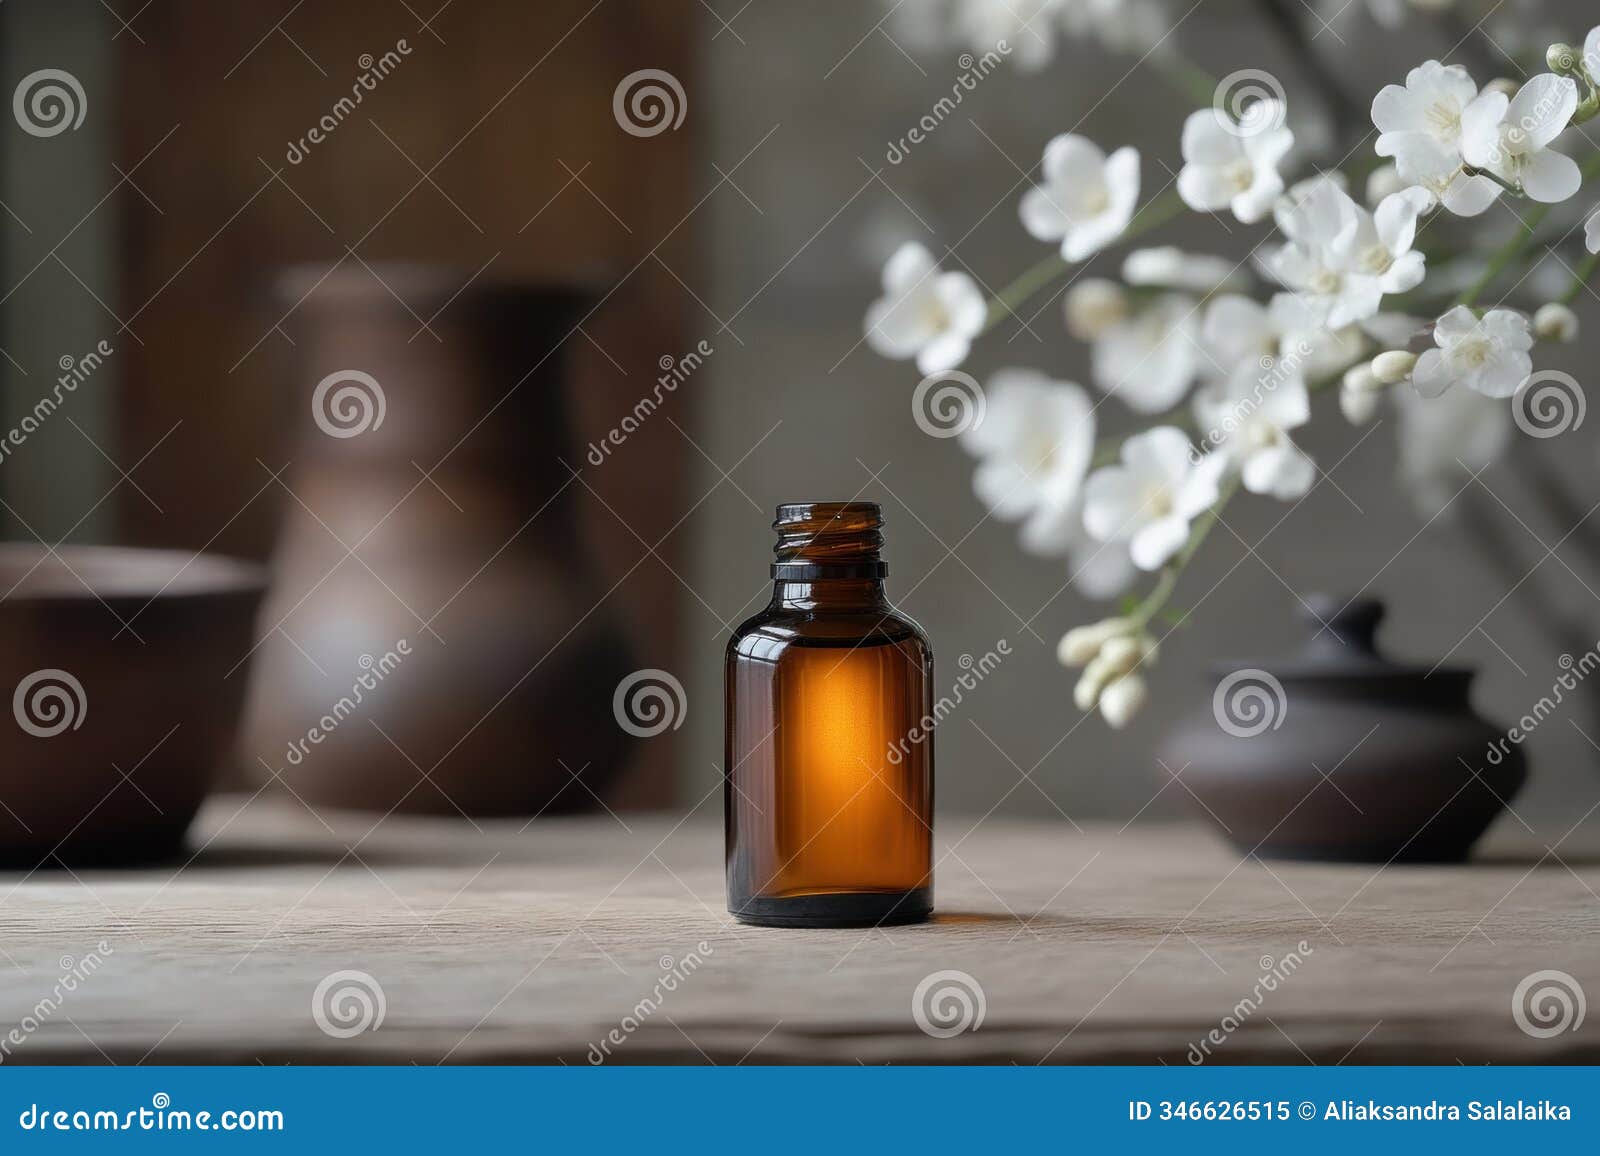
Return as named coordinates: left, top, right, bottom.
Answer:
left=0, top=544, right=267, bottom=866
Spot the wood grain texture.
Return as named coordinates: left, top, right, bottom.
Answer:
left=0, top=797, right=1596, bottom=1065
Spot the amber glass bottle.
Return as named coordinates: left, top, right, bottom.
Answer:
left=725, top=502, right=934, bottom=927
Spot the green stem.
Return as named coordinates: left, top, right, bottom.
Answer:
left=1462, top=166, right=1521, bottom=197
left=1459, top=205, right=1552, bottom=307
left=1129, top=477, right=1239, bottom=631
left=1557, top=251, right=1600, bottom=307
left=1460, top=151, right=1600, bottom=307
left=981, top=188, right=1187, bottom=333
left=983, top=252, right=1067, bottom=331
left=1150, top=52, right=1217, bottom=108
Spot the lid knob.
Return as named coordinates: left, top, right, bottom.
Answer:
left=1301, top=593, right=1384, bottom=659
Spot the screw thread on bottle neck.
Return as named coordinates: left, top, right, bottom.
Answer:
left=771, top=501, right=886, bottom=579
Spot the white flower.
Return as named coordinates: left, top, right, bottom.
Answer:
left=1063, top=279, right=1129, bottom=339
left=957, top=369, right=1134, bottom=598
left=1197, top=291, right=1370, bottom=388
left=1193, top=366, right=1316, bottom=499
left=951, top=0, right=1065, bottom=70
left=1090, top=294, right=1200, bottom=413
left=1327, top=186, right=1433, bottom=319
left=1460, top=74, right=1581, bottom=203
left=1371, top=60, right=1502, bottom=216
left=1083, top=427, right=1225, bottom=571
left=960, top=369, right=1093, bottom=546
left=1200, top=294, right=1280, bottom=371
left=1364, top=0, right=1407, bottom=27
left=1267, top=178, right=1427, bottom=329
left=1176, top=102, right=1294, bottom=224
left=1061, top=0, right=1167, bottom=54
left=1365, top=163, right=1406, bottom=205
left=1020, top=134, right=1141, bottom=261
left=863, top=242, right=986, bottom=375
left=1123, top=247, right=1245, bottom=293
left=1372, top=60, right=1476, bottom=155
left=1586, top=207, right=1600, bottom=255
left=1396, top=384, right=1510, bottom=515
left=1266, top=177, right=1367, bottom=326
left=1411, top=305, right=1533, bottom=399
left=1063, top=534, right=1139, bottom=599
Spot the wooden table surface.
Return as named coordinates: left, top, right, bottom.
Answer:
left=1, top=797, right=1596, bottom=1064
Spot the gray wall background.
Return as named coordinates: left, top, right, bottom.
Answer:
left=1, top=1, right=115, bottom=540
left=680, top=0, right=1600, bottom=829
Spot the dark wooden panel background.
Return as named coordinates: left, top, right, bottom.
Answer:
left=112, top=1, right=699, bottom=807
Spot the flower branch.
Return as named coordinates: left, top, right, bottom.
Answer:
left=866, top=3, right=1600, bottom=730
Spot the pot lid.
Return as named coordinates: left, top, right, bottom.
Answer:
left=1213, top=593, right=1472, bottom=684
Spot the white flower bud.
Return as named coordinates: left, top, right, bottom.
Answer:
left=1094, top=635, right=1145, bottom=680
left=1057, top=617, right=1134, bottom=666
left=1063, top=279, right=1129, bottom=341
left=1098, top=674, right=1148, bottom=729
left=1485, top=77, right=1518, bottom=98
left=1534, top=302, right=1579, bottom=342
left=1364, top=164, right=1405, bottom=206
left=1370, top=350, right=1417, bottom=384
left=1073, top=666, right=1107, bottom=712
left=1340, top=382, right=1381, bottom=424
left=1342, top=363, right=1380, bottom=394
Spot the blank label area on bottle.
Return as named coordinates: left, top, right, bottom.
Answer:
left=732, top=638, right=930, bottom=899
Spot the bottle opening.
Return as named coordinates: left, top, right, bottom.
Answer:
left=772, top=501, right=886, bottom=578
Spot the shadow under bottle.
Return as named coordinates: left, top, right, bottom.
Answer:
left=725, top=502, right=934, bottom=927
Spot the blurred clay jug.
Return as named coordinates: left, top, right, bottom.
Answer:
left=241, top=264, right=634, bottom=815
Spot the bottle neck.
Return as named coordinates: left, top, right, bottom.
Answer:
left=769, top=502, right=887, bottom=610
left=772, top=577, right=888, bottom=611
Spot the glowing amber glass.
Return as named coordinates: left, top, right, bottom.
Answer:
left=725, top=502, right=933, bottom=927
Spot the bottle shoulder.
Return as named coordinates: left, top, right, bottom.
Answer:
left=727, top=604, right=931, bottom=659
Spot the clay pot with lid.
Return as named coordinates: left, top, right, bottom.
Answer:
left=1158, top=595, right=1526, bottom=862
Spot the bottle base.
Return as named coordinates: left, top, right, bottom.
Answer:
left=730, top=887, right=932, bottom=928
